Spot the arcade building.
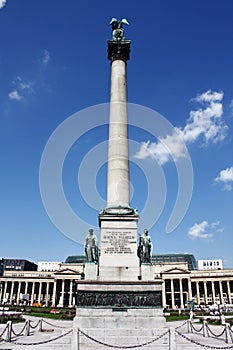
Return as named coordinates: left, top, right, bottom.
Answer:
left=0, top=254, right=233, bottom=309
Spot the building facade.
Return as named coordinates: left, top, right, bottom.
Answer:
left=0, top=255, right=232, bottom=309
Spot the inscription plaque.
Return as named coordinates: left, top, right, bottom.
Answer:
left=101, top=230, right=137, bottom=255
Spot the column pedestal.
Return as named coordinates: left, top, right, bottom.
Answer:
left=98, top=213, right=140, bottom=281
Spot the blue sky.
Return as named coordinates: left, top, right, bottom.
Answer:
left=1, top=0, right=233, bottom=267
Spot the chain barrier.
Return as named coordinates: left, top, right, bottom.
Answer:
left=175, top=320, right=187, bottom=330
left=191, top=322, right=204, bottom=333
left=29, top=320, right=40, bottom=329
left=12, top=328, right=73, bottom=346
left=176, top=329, right=233, bottom=349
left=206, top=324, right=226, bottom=338
left=11, top=321, right=27, bottom=336
left=78, top=328, right=169, bottom=349
left=0, top=323, right=9, bottom=338
left=42, top=318, right=71, bottom=329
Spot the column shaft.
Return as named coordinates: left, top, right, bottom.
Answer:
left=107, top=59, right=129, bottom=208
left=69, top=280, right=73, bottom=307
left=204, top=282, right=208, bottom=305
left=10, top=282, right=14, bottom=304
left=196, top=282, right=200, bottom=305
left=52, top=280, right=57, bottom=307
left=17, top=282, right=21, bottom=305
left=31, top=282, right=35, bottom=306
left=171, top=279, right=175, bottom=309
left=179, top=279, right=184, bottom=309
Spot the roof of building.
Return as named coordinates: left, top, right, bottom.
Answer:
left=65, top=253, right=197, bottom=270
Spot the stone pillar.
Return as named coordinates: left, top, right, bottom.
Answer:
left=162, top=280, right=166, bottom=308
left=107, top=41, right=130, bottom=209
left=211, top=281, right=216, bottom=304
left=45, top=282, right=49, bottom=307
left=188, top=279, right=192, bottom=301
left=0, top=282, right=3, bottom=303
left=9, top=282, right=14, bottom=304
left=219, top=280, right=223, bottom=304
left=3, top=281, right=8, bottom=302
left=38, top=282, right=42, bottom=306
left=179, top=279, right=184, bottom=309
left=31, top=282, right=35, bottom=306
left=52, top=280, right=57, bottom=307
left=61, top=280, right=65, bottom=307
left=227, top=281, right=231, bottom=304
left=25, top=282, right=28, bottom=295
left=17, top=282, right=21, bottom=305
left=204, top=281, right=208, bottom=305
left=171, top=279, right=175, bottom=309
left=69, top=280, right=73, bottom=307
left=196, top=282, right=200, bottom=305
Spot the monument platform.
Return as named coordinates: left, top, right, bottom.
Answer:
left=73, top=280, right=166, bottom=349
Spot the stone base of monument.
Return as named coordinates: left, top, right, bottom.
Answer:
left=141, top=263, right=154, bottom=280
left=98, top=213, right=140, bottom=281
left=84, top=263, right=98, bottom=280
left=72, top=280, right=167, bottom=350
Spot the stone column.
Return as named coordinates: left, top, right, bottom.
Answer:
left=60, top=280, right=65, bottom=307
left=3, top=281, right=8, bottom=302
left=38, top=282, right=42, bottom=306
left=171, top=279, right=175, bottom=309
left=107, top=41, right=130, bottom=209
left=179, top=279, right=184, bottom=309
left=227, top=281, right=231, bottom=304
left=211, top=281, right=216, bottom=304
left=219, top=281, right=223, bottom=304
left=31, top=282, right=35, bottom=306
left=52, top=280, right=57, bottom=307
left=204, top=281, right=208, bottom=305
left=188, top=279, right=192, bottom=301
left=45, top=282, right=49, bottom=307
left=17, top=282, right=21, bottom=305
left=10, top=282, right=15, bottom=304
left=69, top=280, right=73, bottom=307
left=25, top=282, right=28, bottom=295
left=196, top=282, right=200, bottom=305
left=0, top=282, right=2, bottom=303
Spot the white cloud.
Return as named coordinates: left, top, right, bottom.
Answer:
left=8, top=90, right=23, bottom=101
left=187, top=220, right=222, bottom=239
left=0, top=0, right=6, bottom=9
left=215, top=166, right=233, bottom=191
left=41, top=49, right=51, bottom=67
left=13, top=76, right=33, bottom=93
left=134, top=90, right=228, bottom=164
left=229, top=99, right=233, bottom=114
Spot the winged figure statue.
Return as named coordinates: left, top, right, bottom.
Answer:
left=109, top=18, right=129, bottom=42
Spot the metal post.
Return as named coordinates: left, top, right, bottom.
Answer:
left=77, top=328, right=80, bottom=350
left=203, top=320, right=207, bottom=337
left=169, top=327, right=177, bottom=350
left=24, top=320, right=30, bottom=336
left=225, top=323, right=232, bottom=344
left=6, top=320, right=12, bottom=342
left=39, top=318, right=43, bottom=332
left=187, top=320, right=192, bottom=333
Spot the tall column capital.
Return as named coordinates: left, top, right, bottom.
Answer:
left=108, top=40, right=131, bottom=62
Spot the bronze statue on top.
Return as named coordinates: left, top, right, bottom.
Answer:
left=109, top=18, right=129, bottom=42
